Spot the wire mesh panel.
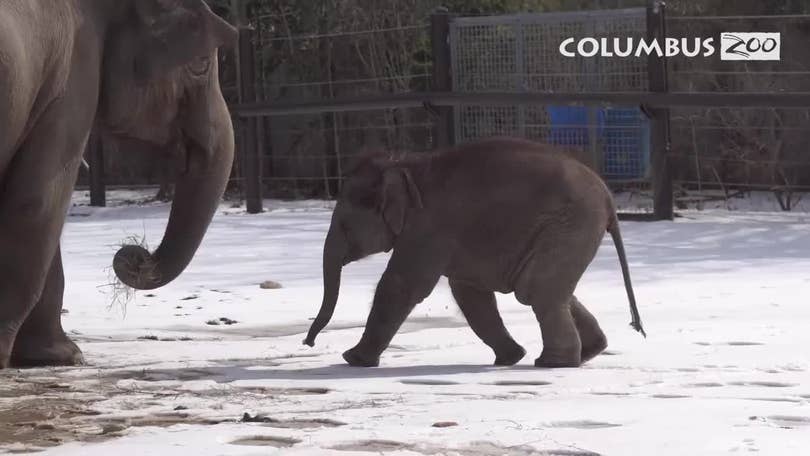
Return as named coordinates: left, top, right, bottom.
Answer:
left=450, top=9, right=650, bottom=181
left=239, top=0, right=433, bottom=198
left=666, top=15, right=810, bottom=198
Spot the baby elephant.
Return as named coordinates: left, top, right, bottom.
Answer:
left=304, top=137, right=644, bottom=368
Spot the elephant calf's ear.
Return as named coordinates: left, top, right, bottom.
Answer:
left=134, top=0, right=237, bottom=82
left=380, top=168, right=423, bottom=236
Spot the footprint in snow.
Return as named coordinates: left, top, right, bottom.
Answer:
left=547, top=420, right=621, bottom=429
left=694, top=341, right=764, bottom=347
left=399, top=379, right=461, bottom=386
left=490, top=380, right=552, bottom=386
left=745, top=397, right=802, bottom=404
left=651, top=394, right=691, bottom=399
left=684, top=382, right=724, bottom=388
left=230, top=436, right=301, bottom=447
left=765, top=415, right=810, bottom=428
left=729, top=381, right=797, bottom=388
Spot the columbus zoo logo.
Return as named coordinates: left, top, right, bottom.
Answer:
left=559, top=33, right=781, bottom=61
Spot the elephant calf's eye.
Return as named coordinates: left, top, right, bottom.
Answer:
left=188, top=56, right=211, bottom=77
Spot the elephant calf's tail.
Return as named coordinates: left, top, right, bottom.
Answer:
left=607, top=211, right=646, bottom=337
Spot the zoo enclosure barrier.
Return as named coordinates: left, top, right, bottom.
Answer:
left=229, top=3, right=672, bottom=217
left=82, top=2, right=810, bottom=218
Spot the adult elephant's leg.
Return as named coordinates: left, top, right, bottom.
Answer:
left=0, top=102, right=89, bottom=368
left=11, top=245, right=83, bottom=367
left=570, top=296, right=607, bottom=363
left=448, top=279, right=525, bottom=366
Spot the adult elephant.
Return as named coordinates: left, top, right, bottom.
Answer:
left=0, top=0, right=237, bottom=368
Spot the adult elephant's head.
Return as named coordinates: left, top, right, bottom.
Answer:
left=100, top=0, right=237, bottom=290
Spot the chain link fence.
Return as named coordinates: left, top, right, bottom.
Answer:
left=665, top=15, right=810, bottom=208
left=450, top=9, right=651, bottom=181
left=80, top=2, right=810, bottom=212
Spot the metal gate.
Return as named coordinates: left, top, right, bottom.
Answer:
left=449, top=8, right=651, bottom=181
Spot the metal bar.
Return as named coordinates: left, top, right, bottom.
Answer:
left=430, top=8, right=455, bottom=149
left=260, top=73, right=432, bottom=89
left=452, top=8, right=647, bottom=26
left=585, top=16, right=600, bottom=173
left=647, top=0, right=673, bottom=220
left=233, top=91, right=810, bottom=117
left=255, top=24, right=426, bottom=43
left=86, top=131, right=106, bottom=207
left=237, top=25, right=263, bottom=214
left=515, top=15, right=527, bottom=139
left=669, top=14, right=810, bottom=20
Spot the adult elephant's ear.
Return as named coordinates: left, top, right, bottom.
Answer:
left=134, top=0, right=237, bottom=83
left=379, top=168, right=424, bottom=236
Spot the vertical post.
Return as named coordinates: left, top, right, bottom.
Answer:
left=237, top=20, right=263, bottom=214
left=585, top=18, right=601, bottom=173
left=430, top=7, right=455, bottom=149
left=646, top=0, right=673, bottom=220
left=514, top=16, right=527, bottom=139
left=231, top=0, right=243, bottom=25
left=87, top=131, right=105, bottom=207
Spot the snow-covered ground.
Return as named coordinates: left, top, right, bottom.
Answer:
left=2, top=190, right=810, bottom=455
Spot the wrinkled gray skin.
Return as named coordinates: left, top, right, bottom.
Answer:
left=305, top=137, right=645, bottom=368
left=0, top=0, right=236, bottom=368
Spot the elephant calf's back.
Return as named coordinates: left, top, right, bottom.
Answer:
left=438, top=139, right=612, bottom=217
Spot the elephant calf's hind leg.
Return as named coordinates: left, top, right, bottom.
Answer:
left=449, top=280, right=525, bottom=366
left=515, top=269, right=582, bottom=368
left=570, top=296, right=607, bottom=364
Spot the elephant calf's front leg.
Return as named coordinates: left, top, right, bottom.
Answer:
left=344, top=267, right=440, bottom=367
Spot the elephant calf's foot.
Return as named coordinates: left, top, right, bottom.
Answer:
left=534, top=348, right=581, bottom=368
left=343, top=347, right=380, bottom=367
left=580, top=334, right=608, bottom=364
left=11, top=334, right=84, bottom=368
left=494, top=343, right=526, bottom=366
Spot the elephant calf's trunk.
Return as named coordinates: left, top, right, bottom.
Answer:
left=304, top=226, right=345, bottom=346
left=303, top=294, right=339, bottom=347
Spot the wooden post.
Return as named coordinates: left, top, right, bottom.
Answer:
left=87, top=131, right=105, bottom=207
left=237, top=23, right=263, bottom=214
left=430, top=8, right=455, bottom=149
left=646, top=0, right=673, bottom=220
left=231, top=0, right=244, bottom=26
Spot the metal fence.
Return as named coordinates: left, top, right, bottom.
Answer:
left=450, top=9, right=650, bottom=181
left=238, top=1, right=434, bottom=199
left=80, top=2, right=810, bottom=217
left=664, top=15, right=810, bottom=208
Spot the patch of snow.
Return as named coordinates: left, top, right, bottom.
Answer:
left=2, top=190, right=809, bottom=455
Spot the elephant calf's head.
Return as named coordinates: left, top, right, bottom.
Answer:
left=303, top=154, right=424, bottom=346
left=101, top=0, right=237, bottom=290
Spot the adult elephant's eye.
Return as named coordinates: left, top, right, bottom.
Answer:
left=188, top=56, right=210, bottom=76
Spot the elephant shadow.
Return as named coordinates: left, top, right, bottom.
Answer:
left=101, top=360, right=541, bottom=385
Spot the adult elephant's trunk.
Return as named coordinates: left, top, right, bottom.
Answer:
left=304, top=223, right=347, bottom=346
left=113, top=76, right=234, bottom=290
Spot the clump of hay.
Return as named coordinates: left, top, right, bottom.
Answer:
left=102, top=234, right=158, bottom=315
